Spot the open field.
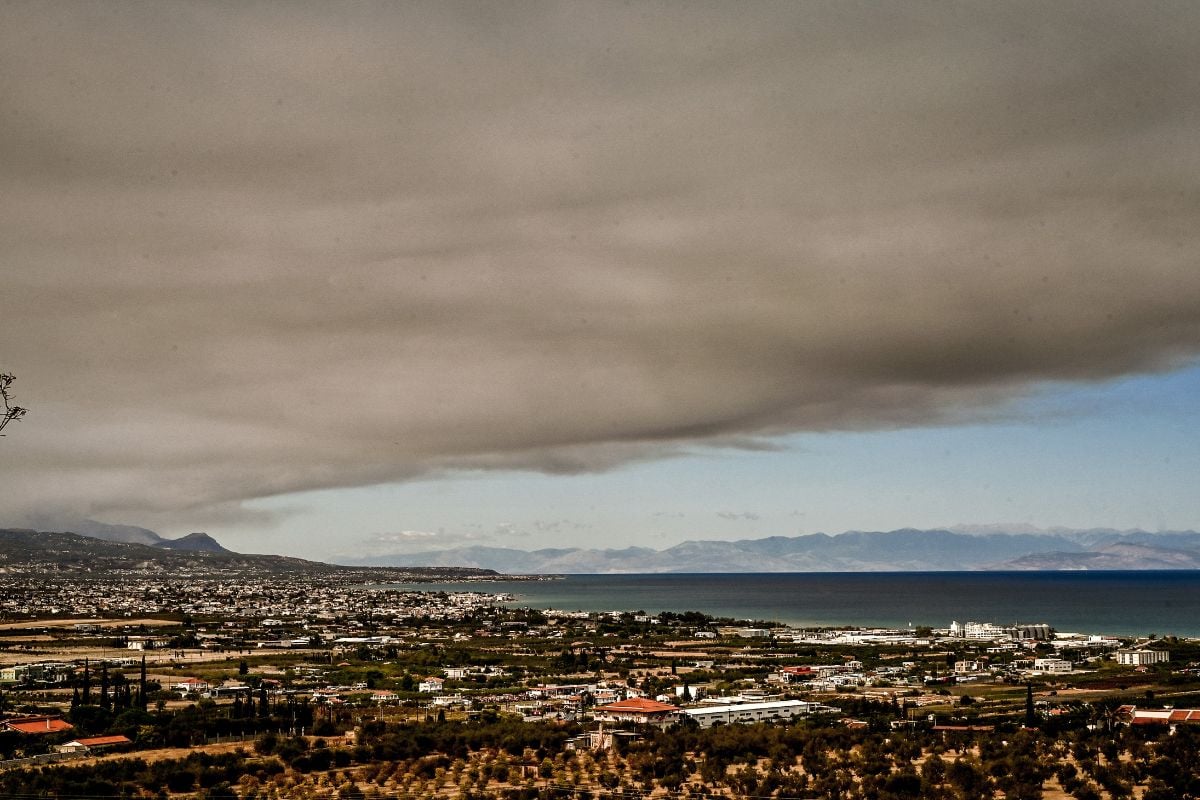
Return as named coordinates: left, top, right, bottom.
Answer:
left=0, top=617, right=180, bottom=631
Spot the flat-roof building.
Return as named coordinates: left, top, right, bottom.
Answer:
left=684, top=700, right=835, bottom=729
left=1117, top=649, right=1169, bottom=667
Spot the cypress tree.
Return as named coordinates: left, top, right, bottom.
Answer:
left=100, top=663, right=110, bottom=711
left=137, top=655, right=148, bottom=709
left=1025, top=683, right=1037, bottom=728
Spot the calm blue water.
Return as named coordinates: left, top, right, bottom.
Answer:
left=407, top=572, right=1200, bottom=637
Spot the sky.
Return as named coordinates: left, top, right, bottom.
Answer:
left=1, top=2, right=1199, bottom=562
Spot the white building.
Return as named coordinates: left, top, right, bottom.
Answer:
left=418, top=676, right=445, bottom=693
left=1032, top=658, right=1073, bottom=673
left=173, top=677, right=209, bottom=696
left=736, top=628, right=772, bottom=639
left=126, top=636, right=169, bottom=651
left=1117, top=649, right=1169, bottom=667
left=949, top=621, right=1008, bottom=640
left=684, top=700, right=835, bottom=729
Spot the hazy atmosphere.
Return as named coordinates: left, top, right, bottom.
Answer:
left=2, top=2, right=1199, bottom=561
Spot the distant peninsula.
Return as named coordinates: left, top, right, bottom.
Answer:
left=0, top=527, right=504, bottom=582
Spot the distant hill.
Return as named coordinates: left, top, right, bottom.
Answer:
left=995, top=542, right=1200, bottom=570
left=22, top=516, right=166, bottom=546
left=345, top=527, right=1200, bottom=573
left=154, top=531, right=229, bottom=553
left=0, top=527, right=320, bottom=576
left=0, top=528, right=501, bottom=581
left=19, top=516, right=232, bottom=553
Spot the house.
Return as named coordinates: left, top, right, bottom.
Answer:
left=592, top=688, right=620, bottom=705
left=0, top=662, right=74, bottom=685
left=778, top=666, right=816, bottom=683
left=3, top=715, right=74, bottom=735
left=419, top=676, right=445, bottom=693
left=593, top=697, right=682, bottom=727
left=1032, top=658, right=1072, bottom=673
left=372, top=689, right=399, bottom=704
left=126, top=636, right=169, bottom=651
left=566, top=728, right=641, bottom=751
left=174, top=677, right=210, bottom=696
left=56, top=735, right=131, bottom=754
left=312, top=688, right=344, bottom=704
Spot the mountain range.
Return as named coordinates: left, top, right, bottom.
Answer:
left=343, top=527, right=1200, bottom=573
left=10, top=519, right=1200, bottom=574
left=0, top=526, right=498, bottom=580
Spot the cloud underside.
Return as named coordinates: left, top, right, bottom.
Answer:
left=2, top=2, right=1200, bottom=523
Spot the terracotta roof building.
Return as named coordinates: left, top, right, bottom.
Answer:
left=1118, top=705, right=1200, bottom=727
left=594, top=697, right=682, bottom=727
left=3, top=715, right=74, bottom=735
left=57, top=735, right=132, bottom=753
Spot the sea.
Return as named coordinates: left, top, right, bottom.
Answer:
left=400, top=572, right=1200, bottom=638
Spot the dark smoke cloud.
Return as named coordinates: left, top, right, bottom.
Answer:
left=2, top=2, right=1199, bottom=524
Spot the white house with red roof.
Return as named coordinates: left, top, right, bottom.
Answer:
left=56, top=734, right=132, bottom=754
left=593, top=697, right=682, bottom=727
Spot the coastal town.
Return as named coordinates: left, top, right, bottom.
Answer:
left=3, top=0, right=1199, bottom=797
left=1, top=572, right=1199, bottom=798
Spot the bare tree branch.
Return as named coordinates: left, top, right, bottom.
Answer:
left=0, top=372, right=28, bottom=436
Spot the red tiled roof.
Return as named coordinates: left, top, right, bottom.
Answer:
left=5, top=716, right=74, bottom=734
left=1127, top=708, right=1200, bottom=725
left=74, top=735, right=131, bottom=747
left=599, top=697, right=680, bottom=714
left=1170, top=710, right=1200, bottom=723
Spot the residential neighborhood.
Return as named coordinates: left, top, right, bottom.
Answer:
left=0, top=571, right=1198, bottom=798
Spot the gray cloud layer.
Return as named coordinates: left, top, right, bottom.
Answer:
left=2, top=2, right=1199, bottom=525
